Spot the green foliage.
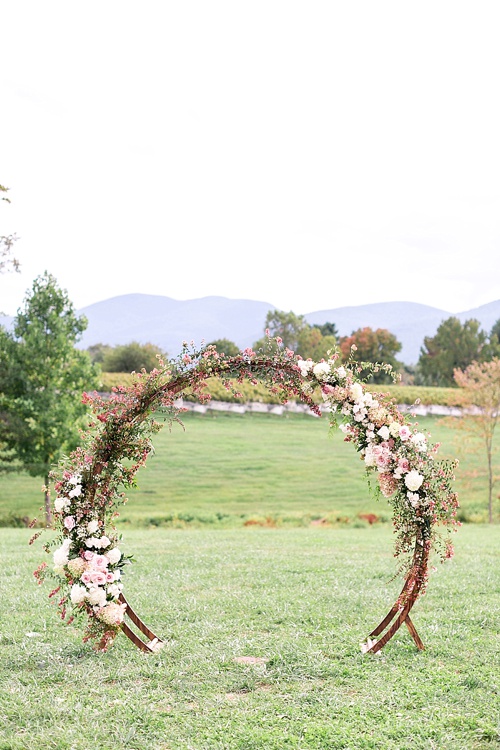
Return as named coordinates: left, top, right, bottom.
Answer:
left=86, top=342, right=112, bottom=364
left=490, top=317, right=500, bottom=354
left=0, top=272, right=98, bottom=520
left=101, top=340, right=167, bottom=372
left=339, top=326, right=403, bottom=383
left=418, top=317, right=493, bottom=386
left=313, top=320, right=339, bottom=338
left=254, top=309, right=310, bottom=352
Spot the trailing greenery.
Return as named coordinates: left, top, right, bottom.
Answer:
left=1, top=525, right=498, bottom=749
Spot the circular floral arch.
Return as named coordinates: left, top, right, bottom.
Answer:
left=34, top=340, right=459, bottom=653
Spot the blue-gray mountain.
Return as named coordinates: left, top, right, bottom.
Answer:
left=1, top=294, right=499, bottom=365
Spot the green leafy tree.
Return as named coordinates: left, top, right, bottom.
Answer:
left=86, top=342, right=113, bottom=364
left=419, top=317, right=490, bottom=386
left=454, top=359, right=500, bottom=523
left=490, top=318, right=500, bottom=356
left=101, top=341, right=167, bottom=373
left=312, top=321, right=339, bottom=339
left=0, top=272, right=98, bottom=524
left=206, top=338, right=240, bottom=356
left=297, top=326, right=337, bottom=361
left=339, top=327, right=402, bottom=384
left=254, top=310, right=337, bottom=360
left=254, top=310, right=310, bottom=352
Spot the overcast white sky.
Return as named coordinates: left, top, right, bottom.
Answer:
left=1, top=2, right=499, bottom=317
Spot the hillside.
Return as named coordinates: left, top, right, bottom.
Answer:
left=1, top=294, right=499, bottom=365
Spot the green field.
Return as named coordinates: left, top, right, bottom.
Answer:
left=0, top=411, right=497, bottom=527
left=1, top=524, right=498, bottom=749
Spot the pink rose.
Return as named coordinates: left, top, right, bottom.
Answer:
left=106, top=572, right=115, bottom=582
left=90, top=571, right=107, bottom=585
left=83, top=551, right=94, bottom=561
left=399, top=425, right=411, bottom=441
left=64, top=516, right=75, bottom=530
left=397, top=458, right=410, bottom=473
left=94, top=555, right=109, bottom=569
left=81, top=571, right=92, bottom=584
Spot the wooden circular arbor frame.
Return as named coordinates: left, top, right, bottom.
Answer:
left=50, top=348, right=455, bottom=654
left=79, top=354, right=433, bottom=655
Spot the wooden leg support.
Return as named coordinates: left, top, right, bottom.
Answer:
left=365, top=534, right=429, bottom=654
left=118, top=593, right=164, bottom=653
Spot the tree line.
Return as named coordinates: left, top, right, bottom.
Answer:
left=85, top=309, right=500, bottom=388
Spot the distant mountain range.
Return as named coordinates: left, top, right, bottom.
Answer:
left=1, top=294, right=500, bottom=365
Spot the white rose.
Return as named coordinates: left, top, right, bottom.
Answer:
left=68, top=474, right=82, bottom=485
left=53, top=539, right=71, bottom=567
left=411, top=432, right=427, bottom=452
left=87, top=587, right=107, bottom=607
left=106, top=583, right=122, bottom=599
left=297, top=360, right=313, bottom=376
left=335, top=366, right=347, bottom=379
left=87, top=520, right=99, bottom=534
left=312, top=362, right=330, bottom=380
left=54, top=497, right=70, bottom=513
left=350, top=383, right=363, bottom=402
left=407, top=492, right=421, bottom=508
left=364, top=445, right=376, bottom=467
left=404, top=470, right=424, bottom=492
left=106, top=547, right=122, bottom=565
left=85, top=537, right=99, bottom=548
left=99, top=536, right=111, bottom=549
left=377, top=426, right=390, bottom=441
left=68, top=485, right=82, bottom=499
left=70, top=584, right=87, bottom=604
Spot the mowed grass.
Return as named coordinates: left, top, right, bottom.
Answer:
left=0, top=524, right=498, bottom=749
left=0, top=411, right=497, bottom=526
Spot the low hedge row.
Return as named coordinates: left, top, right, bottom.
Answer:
left=97, top=372, right=464, bottom=407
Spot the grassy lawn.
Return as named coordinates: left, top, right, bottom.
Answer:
left=0, top=524, right=498, bottom=749
left=0, top=412, right=497, bottom=526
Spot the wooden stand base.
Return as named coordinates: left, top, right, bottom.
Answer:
left=366, top=533, right=430, bottom=654
left=118, top=593, right=164, bottom=653
left=118, top=534, right=431, bottom=656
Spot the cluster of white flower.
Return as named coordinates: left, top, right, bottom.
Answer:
left=304, top=358, right=429, bottom=513
left=52, top=473, right=126, bottom=628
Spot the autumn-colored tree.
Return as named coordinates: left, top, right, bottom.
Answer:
left=339, top=327, right=402, bottom=383
left=454, top=358, right=500, bottom=523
